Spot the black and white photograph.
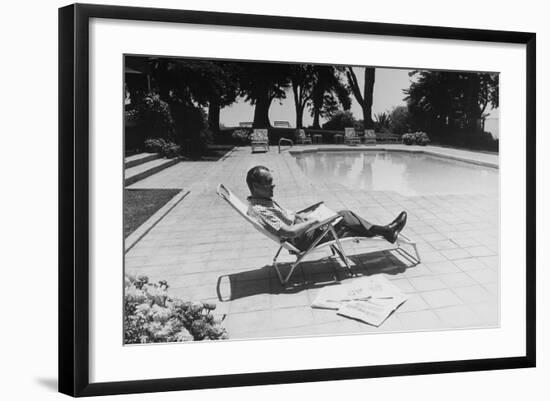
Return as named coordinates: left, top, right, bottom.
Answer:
left=123, top=55, right=500, bottom=343
left=51, top=1, right=537, bottom=397
left=0, top=0, right=545, bottom=398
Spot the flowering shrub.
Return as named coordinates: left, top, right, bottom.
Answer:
left=144, top=138, right=181, bottom=158
left=401, top=131, right=430, bottom=146
left=131, top=93, right=176, bottom=137
left=124, top=275, right=228, bottom=344
left=231, top=129, right=251, bottom=145
left=124, top=109, right=139, bottom=122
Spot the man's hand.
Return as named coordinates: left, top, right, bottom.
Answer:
left=295, top=212, right=321, bottom=224
left=294, top=212, right=309, bottom=222
left=307, top=215, right=322, bottom=223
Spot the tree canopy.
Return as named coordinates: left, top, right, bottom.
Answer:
left=287, top=64, right=352, bottom=129
left=289, top=64, right=315, bottom=129
left=237, top=62, right=293, bottom=128
left=147, top=58, right=240, bottom=133
left=404, top=70, right=499, bottom=137
left=309, top=66, right=351, bottom=129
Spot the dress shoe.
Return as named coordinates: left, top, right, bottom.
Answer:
left=383, top=211, right=407, bottom=244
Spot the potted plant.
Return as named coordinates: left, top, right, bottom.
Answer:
left=401, top=131, right=430, bottom=146
left=415, top=131, right=431, bottom=146
left=231, top=129, right=251, bottom=145
left=401, top=132, right=416, bottom=145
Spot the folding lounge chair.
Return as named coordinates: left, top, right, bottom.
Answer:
left=250, top=129, right=269, bottom=152
left=216, top=184, right=421, bottom=286
left=295, top=129, right=312, bottom=144
left=344, top=127, right=361, bottom=145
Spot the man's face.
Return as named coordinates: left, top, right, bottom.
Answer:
left=253, top=170, right=275, bottom=199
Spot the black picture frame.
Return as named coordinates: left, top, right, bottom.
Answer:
left=59, top=3, right=536, bottom=397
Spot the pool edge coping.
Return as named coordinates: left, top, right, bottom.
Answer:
left=288, top=146, right=499, bottom=169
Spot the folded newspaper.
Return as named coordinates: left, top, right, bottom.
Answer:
left=300, top=203, right=340, bottom=232
left=337, top=296, right=408, bottom=327
left=305, top=203, right=338, bottom=223
left=311, top=275, right=408, bottom=327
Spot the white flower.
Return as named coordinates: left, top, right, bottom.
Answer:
left=151, top=304, right=171, bottom=323
left=145, top=286, right=168, bottom=306
left=135, top=303, right=151, bottom=316
left=173, top=328, right=193, bottom=342
left=125, top=286, right=147, bottom=303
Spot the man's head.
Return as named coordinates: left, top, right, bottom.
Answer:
left=246, top=166, right=275, bottom=199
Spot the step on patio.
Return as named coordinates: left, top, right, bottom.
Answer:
left=124, top=156, right=181, bottom=186
left=124, top=152, right=161, bottom=169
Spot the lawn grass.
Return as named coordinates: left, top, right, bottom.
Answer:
left=124, top=189, right=181, bottom=238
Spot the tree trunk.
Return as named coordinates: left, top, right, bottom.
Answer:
left=155, top=60, right=172, bottom=102
left=208, top=100, right=220, bottom=133
left=252, top=85, right=271, bottom=128
left=312, top=110, right=321, bottom=129
left=292, top=84, right=304, bottom=129
left=296, top=105, right=304, bottom=128
left=311, top=94, right=323, bottom=129
left=362, top=68, right=375, bottom=129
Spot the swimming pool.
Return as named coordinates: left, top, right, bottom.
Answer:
left=293, top=151, right=499, bottom=196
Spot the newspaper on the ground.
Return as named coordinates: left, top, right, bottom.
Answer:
left=336, top=295, right=408, bottom=327
left=311, top=275, right=408, bottom=326
left=311, top=275, right=404, bottom=309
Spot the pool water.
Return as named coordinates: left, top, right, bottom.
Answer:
left=293, top=151, right=498, bottom=196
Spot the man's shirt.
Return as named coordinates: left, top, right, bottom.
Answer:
left=247, top=196, right=296, bottom=236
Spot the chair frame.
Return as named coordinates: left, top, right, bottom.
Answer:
left=295, top=128, right=312, bottom=145
left=250, top=128, right=269, bottom=152
left=362, top=129, right=377, bottom=145
left=217, top=184, right=421, bottom=286
left=344, top=127, right=361, bottom=145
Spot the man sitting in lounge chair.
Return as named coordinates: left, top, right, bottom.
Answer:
left=246, top=165, right=407, bottom=251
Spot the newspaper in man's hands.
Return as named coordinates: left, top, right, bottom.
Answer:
left=304, top=203, right=338, bottom=227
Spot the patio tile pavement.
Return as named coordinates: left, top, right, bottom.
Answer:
left=421, top=289, right=463, bottom=308
left=125, top=145, right=499, bottom=339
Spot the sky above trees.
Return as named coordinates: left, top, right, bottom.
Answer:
left=220, top=67, right=413, bottom=127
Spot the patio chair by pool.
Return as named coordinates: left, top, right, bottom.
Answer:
left=250, top=129, right=269, bottom=152
left=344, top=128, right=361, bottom=145
left=216, top=184, right=421, bottom=286
left=295, top=129, right=312, bottom=144
left=363, top=129, right=377, bottom=145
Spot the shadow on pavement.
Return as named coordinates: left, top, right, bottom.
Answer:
left=217, top=249, right=412, bottom=301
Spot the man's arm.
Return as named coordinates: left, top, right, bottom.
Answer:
left=277, top=217, right=319, bottom=238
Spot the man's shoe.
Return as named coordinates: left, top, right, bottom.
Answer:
left=383, top=211, right=407, bottom=244
left=390, top=211, right=407, bottom=232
